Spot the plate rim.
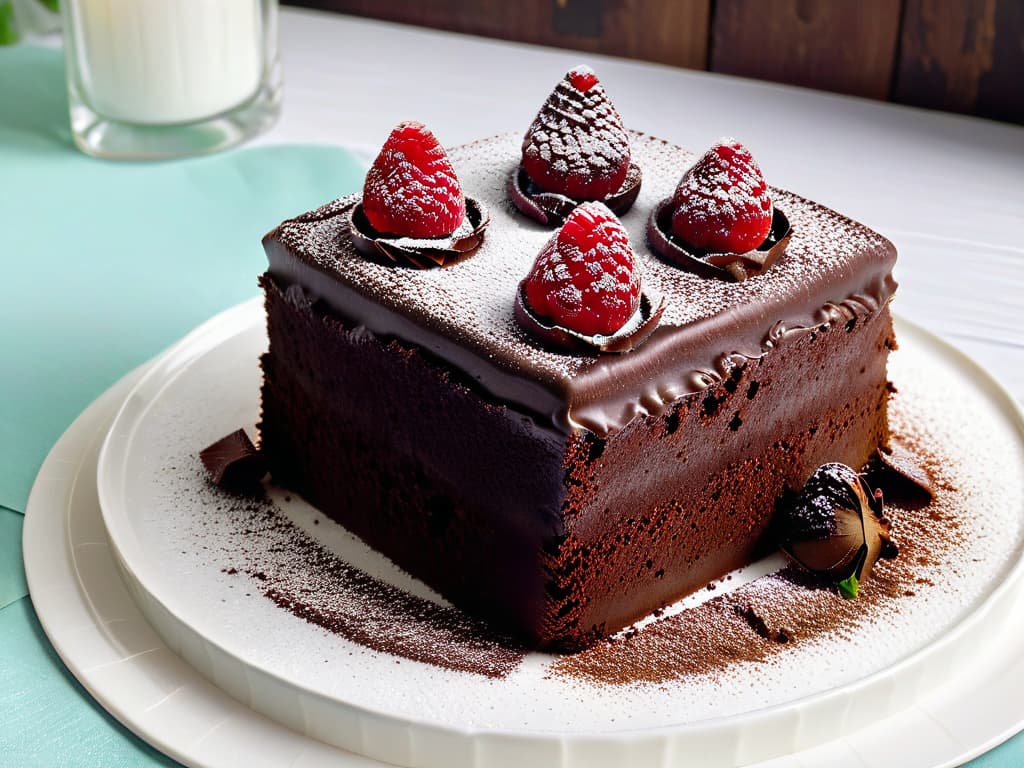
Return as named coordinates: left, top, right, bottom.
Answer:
left=89, top=299, right=1024, bottom=758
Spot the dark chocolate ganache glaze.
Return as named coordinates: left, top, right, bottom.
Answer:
left=264, top=133, right=896, bottom=437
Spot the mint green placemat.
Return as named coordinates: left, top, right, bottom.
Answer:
left=0, top=41, right=363, bottom=767
left=0, top=45, right=366, bottom=514
left=0, top=597, right=177, bottom=767
left=0, top=506, right=27, bottom=609
left=975, top=734, right=1024, bottom=767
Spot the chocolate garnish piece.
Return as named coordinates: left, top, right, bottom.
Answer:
left=200, top=429, right=268, bottom=493
left=647, top=201, right=792, bottom=281
left=775, top=463, right=897, bottom=598
left=872, top=443, right=936, bottom=500
left=514, top=282, right=664, bottom=354
left=508, top=162, right=642, bottom=227
left=349, top=197, right=490, bottom=269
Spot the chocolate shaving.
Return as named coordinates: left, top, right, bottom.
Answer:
left=508, top=162, right=642, bottom=226
left=200, top=429, right=267, bottom=494
left=348, top=197, right=489, bottom=269
left=514, top=283, right=664, bottom=354
left=646, top=201, right=792, bottom=281
left=873, top=441, right=937, bottom=500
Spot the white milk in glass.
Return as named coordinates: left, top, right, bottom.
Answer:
left=62, top=0, right=279, bottom=157
left=69, top=0, right=261, bottom=124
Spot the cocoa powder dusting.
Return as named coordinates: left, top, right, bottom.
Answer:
left=191, top=385, right=982, bottom=687
left=199, top=486, right=525, bottom=678
left=553, top=427, right=963, bottom=686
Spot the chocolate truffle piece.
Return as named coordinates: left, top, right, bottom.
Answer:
left=776, top=463, right=898, bottom=598
left=200, top=429, right=268, bottom=493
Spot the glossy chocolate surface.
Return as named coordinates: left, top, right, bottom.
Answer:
left=508, top=161, right=643, bottom=226
left=264, top=133, right=896, bottom=437
left=513, top=285, right=665, bottom=355
left=200, top=429, right=267, bottom=493
left=348, top=197, right=490, bottom=269
left=647, top=202, right=792, bottom=281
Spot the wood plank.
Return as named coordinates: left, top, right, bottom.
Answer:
left=894, top=0, right=1023, bottom=123
left=980, top=0, right=1024, bottom=123
left=710, top=0, right=902, bottom=100
left=287, top=0, right=711, bottom=70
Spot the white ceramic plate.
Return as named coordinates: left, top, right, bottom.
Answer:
left=24, top=299, right=1024, bottom=767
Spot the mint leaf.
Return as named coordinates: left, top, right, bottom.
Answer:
left=838, top=573, right=860, bottom=600
left=0, top=1, right=19, bottom=46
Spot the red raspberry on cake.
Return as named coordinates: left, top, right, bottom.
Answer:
left=522, top=201, right=640, bottom=337
left=521, top=66, right=631, bottom=202
left=362, top=121, right=466, bottom=239
left=670, top=139, right=773, bottom=254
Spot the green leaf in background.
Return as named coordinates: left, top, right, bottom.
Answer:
left=39, top=0, right=59, bottom=13
left=0, top=1, right=19, bottom=45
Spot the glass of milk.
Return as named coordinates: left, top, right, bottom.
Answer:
left=62, top=0, right=280, bottom=159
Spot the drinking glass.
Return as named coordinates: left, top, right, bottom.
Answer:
left=62, top=0, right=281, bottom=159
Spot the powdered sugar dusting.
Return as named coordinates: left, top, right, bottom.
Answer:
left=523, top=201, right=640, bottom=337
left=274, top=133, right=893, bottom=397
left=361, top=121, right=466, bottom=238
left=120, top=311, right=1023, bottom=732
left=669, top=138, right=774, bottom=252
left=521, top=72, right=629, bottom=200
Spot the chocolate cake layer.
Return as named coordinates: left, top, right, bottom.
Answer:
left=259, top=133, right=897, bottom=650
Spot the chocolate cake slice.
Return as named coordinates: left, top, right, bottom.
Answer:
left=259, top=132, right=896, bottom=651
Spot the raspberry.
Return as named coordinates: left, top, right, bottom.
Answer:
left=567, top=66, right=599, bottom=92
left=523, top=201, right=640, bottom=337
left=521, top=66, right=631, bottom=201
left=362, top=121, right=466, bottom=238
left=670, top=139, right=773, bottom=254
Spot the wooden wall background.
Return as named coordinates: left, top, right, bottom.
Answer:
left=286, top=0, right=1024, bottom=125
